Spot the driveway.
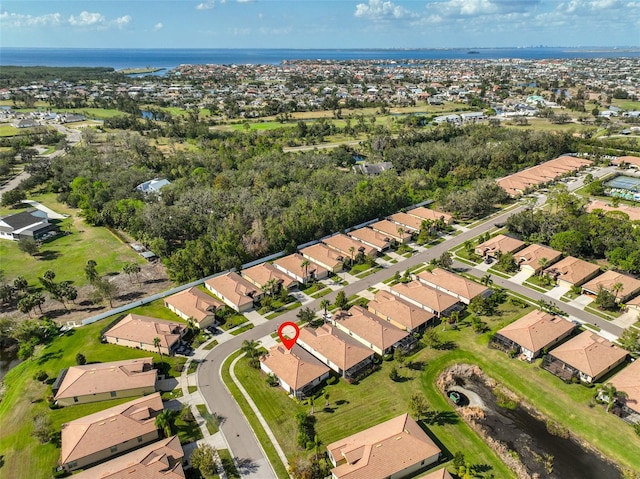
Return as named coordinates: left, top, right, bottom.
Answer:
left=544, top=285, right=570, bottom=300
left=509, top=269, right=534, bottom=285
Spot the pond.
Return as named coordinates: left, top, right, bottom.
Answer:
left=446, top=367, right=621, bottom=479
left=0, top=346, right=21, bottom=381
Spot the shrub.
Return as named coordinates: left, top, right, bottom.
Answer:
left=32, top=411, right=53, bottom=444
left=266, top=373, right=280, bottom=387
left=75, top=353, right=86, bottom=365
left=33, top=370, right=49, bottom=382
left=326, top=376, right=338, bottom=385
left=389, top=366, right=400, bottom=382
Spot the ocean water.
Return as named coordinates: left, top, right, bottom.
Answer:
left=1, top=47, right=639, bottom=71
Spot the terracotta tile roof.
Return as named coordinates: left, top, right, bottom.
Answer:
left=327, top=414, right=441, bottom=479
left=273, top=253, right=328, bottom=281
left=612, top=155, right=640, bottom=168
left=300, top=243, right=344, bottom=270
left=298, top=325, right=373, bottom=372
left=390, top=281, right=460, bottom=315
left=515, top=244, right=562, bottom=271
left=609, top=359, right=640, bottom=414
left=71, top=435, right=185, bottom=479
left=417, top=268, right=489, bottom=301
left=369, top=220, right=412, bottom=241
left=475, top=234, right=525, bottom=256
left=241, top=262, right=297, bottom=290
left=323, top=233, right=377, bottom=258
left=333, top=306, right=409, bottom=351
left=61, top=393, right=163, bottom=465
left=544, top=256, right=600, bottom=286
left=348, top=227, right=392, bottom=250
left=407, top=206, right=453, bottom=224
left=164, top=287, right=222, bottom=324
left=415, top=468, right=455, bottom=479
left=587, top=200, right=640, bottom=222
left=104, top=314, right=185, bottom=350
left=368, top=290, right=434, bottom=330
left=549, top=331, right=628, bottom=379
left=260, top=344, right=330, bottom=391
left=204, top=272, right=263, bottom=310
left=54, top=358, right=157, bottom=401
left=496, top=310, right=575, bottom=354
left=582, top=270, right=640, bottom=300
left=497, top=155, right=592, bottom=196
left=387, top=212, right=423, bottom=232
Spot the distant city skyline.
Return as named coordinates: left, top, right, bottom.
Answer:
left=1, top=0, right=638, bottom=50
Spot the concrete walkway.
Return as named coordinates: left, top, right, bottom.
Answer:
left=22, top=199, right=69, bottom=219
left=509, top=269, right=534, bottom=285
left=544, top=285, right=570, bottom=301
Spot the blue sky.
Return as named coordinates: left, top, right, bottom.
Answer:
left=1, top=0, right=638, bottom=49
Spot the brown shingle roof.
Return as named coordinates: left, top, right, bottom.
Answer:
left=333, top=306, right=409, bottom=351
left=496, top=310, right=575, bottom=354
left=300, top=243, right=344, bottom=270
left=298, top=325, right=373, bottom=372
left=273, top=253, right=328, bottom=281
left=390, top=281, right=460, bottom=315
left=544, top=256, right=600, bottom=286
left=515, top=244, right=562, bottom=271
left=204, top=272, right=263, bottom=310
left=260, top=344, right=330, bottom=391
left=105, top=314, right=184, bottom=350
left=415, top=469, right=455, bottom=479
left=71, top=435, right=184, bottom=479
left=61, top=393, right=163, bottom=465
left=475, top=234, right=525, bottom=256
left=368, top=290, right=434, bottom=330
left=369, top=220, right=412, bottom=241
left=417, top=268, right=490, bottom=301
left=241, top=262, right=297, bottom=290
left=387, top=212, right=423, bottom=232
left=327, top=414, right=441, bottom=479
left=164, top=287, right=222, bottom=324
left=348, top=227, right=392, bottom=251
left=322, top=233, right=376, bottom=258
left=54, top=358, right=157, bottom=401
left=407, top=206, right=453, bottom=224
left=549, top=331, right=628, bottom=379
left=609, top=359, right=640, bottom=414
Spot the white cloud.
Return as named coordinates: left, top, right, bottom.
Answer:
left=196, top=1, right=214, bottom=10
left=354, top=0, right=416, bottom=21
left=237, top=0, right=255, bottom=3
left=68, top=11, right=106, bottom=27
left=0, top=10, right=63, bottom=27
left=153, top=22, right=164, bottom=31
left=114, top=15, right=132, bottom=28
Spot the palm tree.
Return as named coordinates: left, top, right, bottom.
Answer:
left=300, top=259, right=310, bottom=283
left=320, top=299, right=330, bottom=319
left=155, top=409, right=179, bottom=438
left=153, top=337, right=163, bottom=361
left=263, top=279, right=279, bottom=298
left=241, top=339, right=260, bottom=359
left=538, top=257, right=549, bottom=277
left=611, top=282, right=624, bottom=302
left=598, top=382, right=628, bottom=413
left=348, top=246, right=356, bottom=264
left=480, top=274, right=493, bottom=286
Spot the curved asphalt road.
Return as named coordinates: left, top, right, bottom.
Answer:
left=197, top=166, right=620, bottom=478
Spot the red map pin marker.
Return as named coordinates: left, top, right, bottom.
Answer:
left=278, top=322, right=300, bottom=350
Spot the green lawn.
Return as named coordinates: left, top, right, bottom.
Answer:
left=196, top=404, right=219, bottom=435
left=230, top=299, right=640, bottom=475
left=218, top=449, right=241, bottom=479
left=230, top=324, right=255, bottom=336
left=176, top=416, right=203, bottom=444
left=0, top=318, right=185, bottom=479
left=0, top=194, right=142, bottom=287
left=125, top=298, right=186, bottom=322
left=219, top=314, right=248, bottom=331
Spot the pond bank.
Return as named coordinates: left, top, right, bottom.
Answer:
left=438, top=364, right=622, bottom=479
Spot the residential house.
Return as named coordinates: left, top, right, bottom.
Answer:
left=297, top=324, right=374, bottom=379
left=135, top=178, right=171, bottom=194
left=492, top=310, right=576, bottom=361
left=369, top=219, right=412, bottom=243
left=352, top=162, right=394, bottom=175
left=70, top=436, right=184, bottom=479
left=322, top=233, right=377, bottom=260
left=204, top=272, right=263, bottom=312
left=543, top=256, right=601, bottom=288
left=367, top=290, right=435, bottom=332
left=416, top=268, right=491, bottom=304
left=586, top=200, right=640, bottom=222
left=330, top=306, right=410, bottom=355
left=14, top=118, right=38, bottom=128
left=241, top=262, right=298, bottom=292
left=0, top=209, right=60, bottom=241
left=272, top=253, right=328, bottom=284
left=348, top=227, right=392, bottom=253
left=581, top=270, right=640, bottom=303
left=300, top=243, right=344, bottom=273
left=627, top=295, right=640, bottom=315
left=390, top=281, right=461, bottom=318
left=407, top=206, right=454, bottom=225
left=326, top=413, right=441, bottom=479
left=60, top=393, right=163, bottom=471
left=544, top=331, right=628, bottom=383
left=415, top=469, right=454, bottom=479
left=474, top=234, right=525, bottom=259
left=608, top=359, right=640, bottom=424
left=387, top=212, right=424, bottom=232
left=515, top=244, right=562, bottom=274
left=104, top=314, right=185, bottom=356
left=53, top=358, right=157, bottom=406
left=260, top=344, right=331, bottom=399
left=164, top=287, right=222, bottom=329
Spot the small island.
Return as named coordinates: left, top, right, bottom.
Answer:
left=118, top=67, right=165, bottom=75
